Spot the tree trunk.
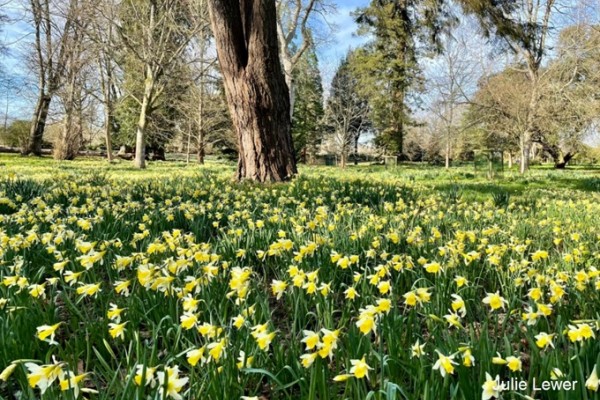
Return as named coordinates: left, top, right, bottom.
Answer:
left=197, top=131, right=205, bottom=164
left=555, top=153, right=573, bottom=169
left=519, top=132, right=531, bottom=174
left=104, top=110, right=113, bottom=162
left=100, top=71, right=114, bottom=163
left=281, top=56, right=295, bottom=120
left=197, top=61, right=205, bottom=165
left=354, top=134, right=359, bottom=165
left=134, top=83, right=152, bottom=169
left=207, top=0, right=297, bottom=183
left=445, top=140, right=450, bottom=169
left=134, top=67, right=155, bottom=169
left=507, top=152, right=513, bottom=169
left=24, top=93, right=51, bottom=155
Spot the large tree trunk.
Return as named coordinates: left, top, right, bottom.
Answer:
left=24, top=93, right=51, bottom=155
left=207, top=0, right=297, bottom=183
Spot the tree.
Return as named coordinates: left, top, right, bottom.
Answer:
left=353, top=0, right=452, bottom=157
left=457, top=0, right=560, bottom=173
left=88, top=0, right=120, bottom=162
left=0, top=120, right=31, bottom=148
left=53, top=0, right=91, bottom=160
left=291, top=41, right=324, bottom=163
left=276, top=0, right=333, bottom=120
left=467, top=68, right=529, bottom=158
left=533, top=23, right=600, bottom=168
left=325, top=54, right=369, bottom=168
left=114, top=0, right=198, bottom=168
left=467, top=23, right=600, bottom=170
left=206, top=0, right=297, bottom=182
left=426, top=27, right=479, bottom=168
left=23, top=0, right=82, bottom=155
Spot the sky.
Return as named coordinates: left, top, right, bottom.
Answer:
left=315, top=0, right=370, bottom=89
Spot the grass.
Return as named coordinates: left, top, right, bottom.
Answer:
left=0, top=154, right=599, bottom=400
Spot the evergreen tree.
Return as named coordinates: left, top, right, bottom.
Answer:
left=291, top=43, right=324, bottom=163
left=353, top=0, right=452, bottom=157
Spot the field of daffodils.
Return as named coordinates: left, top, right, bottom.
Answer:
left=0, top=157, right=599, bottom=399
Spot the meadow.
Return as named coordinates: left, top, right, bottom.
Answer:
left=0, top=154, right=599, bottom=400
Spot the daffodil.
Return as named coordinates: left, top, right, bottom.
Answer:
left=482, top=291, right=507, bottom=311
left=207, top=339, right=227, bottom=362
left=186, top=347, right=206, bottom=367
left=432, top=351, right=457, bottom=377
left=302, top=330, right=320, bottom=351
left=534, top=332, right=555, bottom=350
left=344, top=287, right=359, bottom=300
left=482, top=373, right=501, bottom=400
left=133, top=364, right=156, bottom=387
left=76, top=282, right=101, bottom=297
left=300, top=352, right=318, bottom=368
left=0, top=363, right=17, bottom=381
left=180, top=312, right=198, bottom=330
left=586, top=365, right=598, bottom=391
left=506, top=356, right=522, bottom=372
left=25, top=361, right=63, bottom=394
left=410, top=340, right=426, bottom=358
left=349, top=356, right=373, bottom=379
left=156, top=366, right=188, bottom=400
left=451, top=294, right=466, bottom=317
left=59, top=371, right=88, bottom=398
left=108, top=322, right=127, bottom=339
left=36, top=322, right=62, bottom=345
left=107, top=303, right=125, bottom=322
left=271, top=279, right=288, bottom=299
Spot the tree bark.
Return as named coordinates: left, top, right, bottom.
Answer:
left=134, top=79, right=153, bottom=169
left=555, top=153, right=573, bottom=169
left=519, top=131, right=531, bottom=174
left=104, top=105, right=114, bottom=162
left=207, top=0, right=297, bottom=182
left=99, top=61, right=114, bottom=162
left=354, top=134, right=359, bottom=165
left=25, top=94, right=51, bottom=155
left=445, top=140, right=450, bottom=169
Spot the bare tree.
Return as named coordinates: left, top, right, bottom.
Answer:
left=89, top=0, right=119, bottom=162
left=325, top=54, right=369, bottom=168
left=24, top=0, right=81, bottom=155
left=496, top=0, right=558, bottom=173
left=206, top=0, right=297, bottom=182
left=113, top=0, right=198, bottom=169
left=426, top=25, right=479, bottom=168
left=52, top=0, right=92, bottom=160
left=276, top=0, right=333, bottom=119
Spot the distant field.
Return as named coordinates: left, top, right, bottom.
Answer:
left=0, top=155, right=599, bottom=399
